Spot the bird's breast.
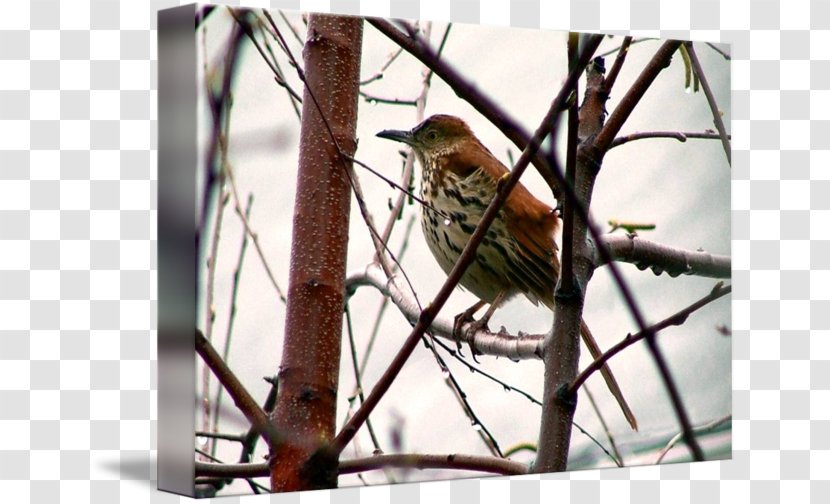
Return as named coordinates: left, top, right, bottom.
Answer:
left=419, top=171, right=516, bottom=303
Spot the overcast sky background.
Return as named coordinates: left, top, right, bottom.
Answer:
left=194, top=8, right=731, bottom=493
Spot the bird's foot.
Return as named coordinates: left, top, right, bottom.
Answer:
left=453, top=310, right=488, bottom=364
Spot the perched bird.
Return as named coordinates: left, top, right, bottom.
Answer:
left=377, top=114, right=637, bottom=430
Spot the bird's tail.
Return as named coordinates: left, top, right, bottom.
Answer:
left=580, top=320, right=638, bottom=431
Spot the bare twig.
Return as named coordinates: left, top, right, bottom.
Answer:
left=195, top=329, right=276, bottom=446
left=197, top=19, right=245, bottom=267
left=360, top=46, right=405, bottom=85
left=593, top=40, right=684, bottom=154
left=684, top=42, right=731, bottom=165
left=420, top=334, right=504, bottom=458
left=277, top=9, right=304, bottom=46
left=604, top=36, right=632, bottom=94
left=196, top=453, right=528, bottom=479
left=655, top=414, right=732, bottom=463
left=705, top=42, right=731, bottom=60
left=597, top=37, right=656, bottom=58
left=569, top=283, right=732, bottom=394
left=345, top=154, right=449, bottom=222
left=583, top=386, right=624, bottom=467
left=229, top=9, right=304, bottom=109
left=197, top=431, right=245, bottom=442
left=223, top=160, right=287, bottom=303
left=211, top=193, right=254, bottom=456
left=609, top=130, right=731, bottom=149
left=202, top=188, right=227, bottom=457
left=343, top=304, right=384, bottom=454
left=359, top=91, right=417, bottom=106
left=358, top=216, right=416, bottom=378
left=194, top=449, right=270, bottom=493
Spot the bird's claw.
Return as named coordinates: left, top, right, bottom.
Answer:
left=453, top=311, right=486, bottom=363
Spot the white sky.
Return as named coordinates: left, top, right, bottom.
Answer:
left=195, top=9, right=731, bottom=493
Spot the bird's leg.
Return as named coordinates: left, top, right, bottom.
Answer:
left=453, top=291, right=509, bottom=362
left=453, top=300, right=486, bottom=356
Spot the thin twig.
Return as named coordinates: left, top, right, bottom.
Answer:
left=360, top=47, right=405, bottom=85
left=223, top=159, right=287, bottom=303
left=358, top=216, right=416, bottom=378
left=421, top=334, right=504, bottom=457
left=428, top=338, right=621, bottom=466
left=597, top=37, right=656, bottom=58
left=194, top=448, right=270, bottom=493
left=202, top=42, right=237, bottom=457
left=705, top=42, right=731, bottom=60
left=202, top=189, right=227, bottom=457
left=343, top=304, right=384, bottom=454
left=197, top=10, right=245, bottom=270
left=347, top=154, right=449, bottom=222
left=609, top=130, right=731, bottom=149
left=655, top=414, right=732, bottom=463
left=196, top=431, right=245, bottom=442
left=569, top=283, right=732, bottom=394
left=254, top=17, right=302, bottom=119
left=593, top=40, right=684, bottom=153
left=684, top=42, right=731, bottom=165
left=277, top=9, right=304, bottom=46
left=604, top=36, right=632, bottom=94
left=583, top=385, right=624, bottom=467
left=230, top=9, right=304, bottom=107
left=211, top=193, right=254, bottom=457
left=195, top=329, right=276, bottom=446
left=359, top=91, right=418, bottom=106
left=196, top=453, right=528, bottom=479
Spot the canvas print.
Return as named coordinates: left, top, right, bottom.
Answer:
left=158, top=4, right=732, bottom=497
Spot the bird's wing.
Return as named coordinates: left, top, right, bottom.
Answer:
left=444, top=142, right=561, bottom=304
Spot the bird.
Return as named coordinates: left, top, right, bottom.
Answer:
left=377, top=114, right=637, bottom=431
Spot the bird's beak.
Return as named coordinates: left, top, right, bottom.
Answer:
left=376, top=128, right=414, bottom=145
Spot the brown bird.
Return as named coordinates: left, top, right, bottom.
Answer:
left=377, top=114, right=637, bottom=430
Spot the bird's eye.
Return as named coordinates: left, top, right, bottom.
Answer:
left=426, top=131, right=438, bottom=141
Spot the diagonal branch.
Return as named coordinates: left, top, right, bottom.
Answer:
left=569, top=283, right=731, bottom=395
left=195, top=330, right=276, bottom=446
left=684, top=42, right=731, bottom=165
left=592, top=40, right=684, bottom=156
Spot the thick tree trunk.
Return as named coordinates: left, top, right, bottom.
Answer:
left=270, top=14, right=363, bottom=492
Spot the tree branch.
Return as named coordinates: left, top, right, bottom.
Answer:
left=592, top=40, right=683, bottom=156
left=344, top=231, right=732, bottom=361
left=569, top=283, right=731, bottom=395
left=609, top=130, right=730, bottom=149
left=195, top=330, right=276, bottom=446
left=599, top=234, right=731, bottom=278
left=684, top=42, right=731, bottom=165
left=195, top=453, right=528, bottom=479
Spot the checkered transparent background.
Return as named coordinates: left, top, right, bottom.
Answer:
left=0, top=0, right=823, bottom=502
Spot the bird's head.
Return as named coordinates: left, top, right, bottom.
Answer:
left=376, top=114, right=476, bottom=159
